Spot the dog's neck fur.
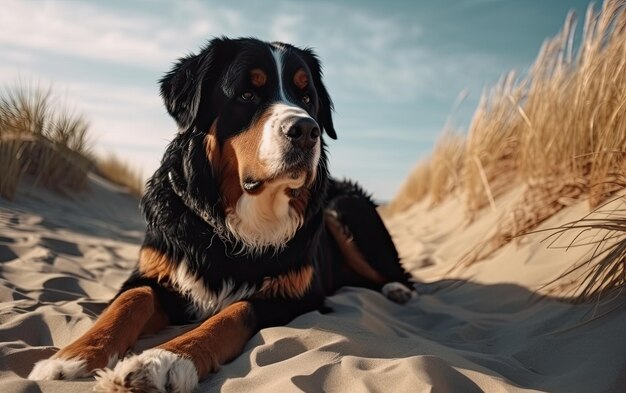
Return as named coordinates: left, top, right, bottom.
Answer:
left=166, top=165, right=306, bottom=256
left=224, top=182, right=304, bottom=255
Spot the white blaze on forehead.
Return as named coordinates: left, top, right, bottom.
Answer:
left=270, top=45, right=295, bottom=104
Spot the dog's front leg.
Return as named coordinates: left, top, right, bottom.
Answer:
left=95, top=297, right=316, bottom=393
left=28, top=286, right=169, bottom=381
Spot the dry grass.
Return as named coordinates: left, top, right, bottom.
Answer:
left=460, top=1, right=626, bottom=266
left=541, top=196, right=626, bottom=302
left=392, top=1, right=626, bottom=217
left=96, top=154, right=145, bottom=198
left=0, top=84, right=93, bottom=199
left=389, top=1, right=626, bottom=299
left=0, top=136, right=30, bottom=199
left=461, top=72, right=524, bottom=214
left=428, top=132, right=465, bottom=205
left=0, top=84, right=91, bottom=155
left=0, top=83, right=146, bottom=200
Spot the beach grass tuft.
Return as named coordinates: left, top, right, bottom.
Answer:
left=389, top=0, right=626, bottom=300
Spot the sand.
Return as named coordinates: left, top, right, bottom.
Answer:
left=1, top=176, right=625, bottom=393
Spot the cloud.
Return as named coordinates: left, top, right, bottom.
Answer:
left=0, top=0, right=233, bottom=69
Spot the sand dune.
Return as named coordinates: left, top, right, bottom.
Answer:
left=0, top=175, right=143, bottom=392
left=1, top=175, right=625, bottom=393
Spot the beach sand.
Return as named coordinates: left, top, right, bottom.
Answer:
left=1, top=176, right=624, bottom=392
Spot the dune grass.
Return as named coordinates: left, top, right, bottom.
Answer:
left=0, top=84, right=93, bottom=199
left=389, top=1, right=626, bottom=301
left=428, top=132, right=465, bottom=206
left=96, top=154, right=145, bottom=198
left=462, top=71, right=523, bottom=215
left=536, top=195, right=626, bottom=302
left=460, top=1, right=626, bottom=267
left=0, top=83, right=145, bottom=200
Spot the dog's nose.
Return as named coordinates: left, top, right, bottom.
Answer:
left=284, top=118, right=320, bottom=149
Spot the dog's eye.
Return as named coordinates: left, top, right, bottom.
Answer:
left=302, top=95, right=311, bottom=105
left=241, top=91, right=255, bottom=102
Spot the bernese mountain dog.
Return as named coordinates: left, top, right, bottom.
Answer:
left=28, top=37, right=414, bottom=392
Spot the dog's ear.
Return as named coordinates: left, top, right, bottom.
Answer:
left=160, top=37, right=237, bottom=131
left=298, top=48, right=337, bottom=140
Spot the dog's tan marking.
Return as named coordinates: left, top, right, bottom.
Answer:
left=54, top=286, right=169, bottom=372
left=259, top=265, right=314, bottom=299
left=294, top=68, right=308, bottom=90
left=138, top=246, right=175, bottom=282
left=217, top=143, right=243, bottom=213
left=250, top=68, right=267, bottom=87
left=158, top=301, right=255, bottom=378
left=205, top=120, right=241, bottom=213
left=205, top=123, right=221, bottom=170
left=216, top=112, right=270, bottom=211
left=325, top=213, right=387, bottom=284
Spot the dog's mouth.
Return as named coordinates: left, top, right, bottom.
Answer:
left=242, top=170, right=307, bottom=197
left=241, top=145, right=317, bottom=197
left=242, top=179, right=263, bottom=193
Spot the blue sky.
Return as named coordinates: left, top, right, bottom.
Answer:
left=0, top=0, right=595, bottom=200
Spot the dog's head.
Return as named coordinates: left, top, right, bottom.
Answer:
left=158, top=37, right=336, bottom=253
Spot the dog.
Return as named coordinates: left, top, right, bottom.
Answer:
left=28, top=37, right=414, bottom=392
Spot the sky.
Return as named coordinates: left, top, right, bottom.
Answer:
left=0, top=0, right=596, bottom=201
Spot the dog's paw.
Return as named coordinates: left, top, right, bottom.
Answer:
left=382, top=282, right=416, bottom=304
left=95, top=349, right=198, bottom=393
left=28, top=357, right=89, bottom=380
